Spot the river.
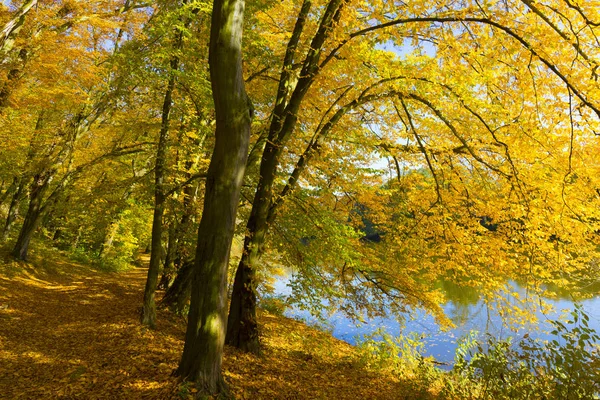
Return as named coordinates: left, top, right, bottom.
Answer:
left=272, top=277, right=600, bottom=365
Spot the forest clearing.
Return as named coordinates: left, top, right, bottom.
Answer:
left=1, top=0, right=600, bottom=398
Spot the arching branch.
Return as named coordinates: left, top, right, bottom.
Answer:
left=0, top=0, right=38, bottom=58
left=395, top=98, right=443, bottom=205
left=268, top=88, right=403, bottom=221
left=319, top=15, right=600, bottom=119
left=407, top=93, right=511, bottom=179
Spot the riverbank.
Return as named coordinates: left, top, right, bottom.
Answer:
left=0, top=246, right=427, bottom=399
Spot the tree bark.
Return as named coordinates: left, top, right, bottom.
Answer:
left=0, top=0, right=38, bottom=59
left=161, top=221, right=177, bottom=282
left=11, top=171, right=51, bottom=261
left=160, top=259, right=194, bottom=314
left=0, top=176, right=17, bottom=206
left=141, top=199, right=166, bottom=327
left=226, top=0, right=345, bottom=353
left=2, top=178, right=25, bottom=241
left=140, top=33, right=182, bottom=328
left=175, top=0, right=250, bottom=395
left=225, top=147, right=278, bottom=353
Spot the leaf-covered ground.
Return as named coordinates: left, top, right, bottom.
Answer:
left=0, top=248, right=410, bottom=399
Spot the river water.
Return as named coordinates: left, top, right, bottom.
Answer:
left=272, top=277, right=600, bottom=365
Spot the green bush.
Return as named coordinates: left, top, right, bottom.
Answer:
left=356, top=329, right=442, bottom=398
left=357, top=329, right=425, bottom=373
left=259, top=295, right=288, bottom=316
left=354, top=307, right=600, bottom=400
left=444, top=305, right=600, bottom=400
left=69, top=200, right=151, bottom=272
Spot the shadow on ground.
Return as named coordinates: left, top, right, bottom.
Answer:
left=0, top=248, right=407, bottom=399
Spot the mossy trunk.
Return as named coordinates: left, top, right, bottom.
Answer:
left=11, top=172, right=50, bottom=261
left=175, top=0, right=251, bottom=395
left=225, top=147, right=278, bottom=354
left=140, top=200, right=165, bottom=328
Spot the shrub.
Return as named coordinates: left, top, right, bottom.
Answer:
left=259, top=294, right=288, bottom=316
left=356, top=329, right=442, bottom=398
left=444, top=305, right=600, bottom=400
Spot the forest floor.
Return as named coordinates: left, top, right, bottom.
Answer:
left=0, top=246, right=416, bottom=399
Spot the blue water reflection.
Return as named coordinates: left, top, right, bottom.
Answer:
left=272, top=277, right=600, bottom=365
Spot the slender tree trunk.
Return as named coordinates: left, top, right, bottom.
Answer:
left=158, top=219, right=178, bottom=290
left=140, top=38, right=181, bottom=328
left=2, top=178, right=25, bottom=241
left=71, top=225, right=82, bottom=250
left=175, top=0, right=251, bottom=394
left=163, top=222, right=177, bottom=273
left=160, top=182, right=199, bottom=298
left=158, top=171, right=198, bottom=289
left=0, top=176, right=17, bottom=206
left=225, top=146, right=278, bottom=353
left=226, top=0, right=344, bottom=353
left=12, top=171, right=51, bottom=261
left=173, top=168, right=200, bottom=265
left=0, top=0, right=38, bottom=58
left=12, top=207, right=39, bottom=261
left=99, top=221, right=118, bottom=258
left=140, top=196, right=166, bottom=327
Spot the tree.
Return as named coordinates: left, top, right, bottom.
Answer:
left=0, top=0, right=153, bottom=260
left=225, top=0, right=600, bottom=353
left=0, top=0, right=38, bottom=108
left=141, top=1, right=192, bottom=328
left=174, top=0, right=251, bottom=394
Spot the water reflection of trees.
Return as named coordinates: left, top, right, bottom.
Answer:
left=540, top=280, right=600, bottom=300
left=435, top=279, right=481, bottom=325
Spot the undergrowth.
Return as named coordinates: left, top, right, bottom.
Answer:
left=357, top=305, right=600, bottom=400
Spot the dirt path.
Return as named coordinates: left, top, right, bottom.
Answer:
left=0, top=260, right=184, bottom=399
left=0, top=253, right=407, bottom=399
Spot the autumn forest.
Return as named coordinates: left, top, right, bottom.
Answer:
left=1, top=0, right=600, bottom=398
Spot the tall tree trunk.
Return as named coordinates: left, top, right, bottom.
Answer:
left=140, top=12, right=189, bottom=328
left=2, top=178, right=25, bottom=241
left=175, top=0, right=251, bottom=394
left=140, top=75, right=175, bottom=328
left=225, top=146, right=278, bottom=353
left=225, top=0, right=344, bottom=353
left=11, top=171, right=51, bottom=261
